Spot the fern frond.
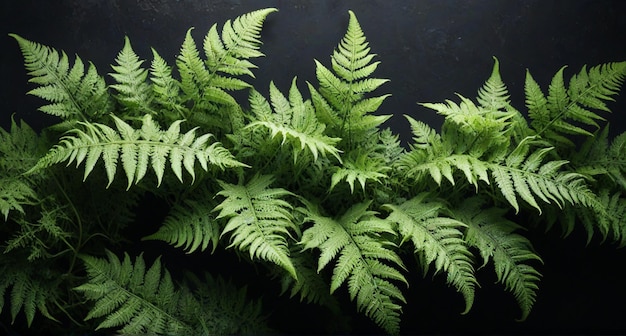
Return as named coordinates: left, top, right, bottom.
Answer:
left=0, top=178, right=36, bottom=220
left=28, top=114, right=246, bottom=188
left=0, top=259, right=61, bottom=327
left=185, top=272, right=270, bottom=334
left=142, top=198, right=220, bottom=254
left=383, top=194, right=477, bottom=314
left=246, top=79, right=342, bottom=162
left=150, top=48, right=186, bottom=119
left=75, top=251, right=192, bottom=334
left=214, top=174, right=298, bottom=279
left=109, top=37, right=154, bottom=116
left=10, top=34, right=112, bottom=122
left=455, top=197, right=542, bottom=321
left=300, top=201, right=406, bottom=335
left=309, top=11, right=391, bottom=147
left=527, top=62, right=626, bottom=145
left=272, top=247, right=340, bottom=311
left=330, top=150, right=389, bottom=193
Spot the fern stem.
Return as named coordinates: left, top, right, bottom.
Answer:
left=51, top=173, right=83, bottom=274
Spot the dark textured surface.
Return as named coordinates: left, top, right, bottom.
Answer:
left=2, top=1, right=626, bottom=334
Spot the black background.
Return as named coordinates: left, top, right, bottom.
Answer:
left=2, top=1, right=626, bottom=335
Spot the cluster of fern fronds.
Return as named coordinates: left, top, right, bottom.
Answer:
left=2, top=7, right=626, bottom=335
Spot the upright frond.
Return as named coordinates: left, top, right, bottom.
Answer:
left=109, top=37, right=153, bottom=117
left=10, top=34, right=111, bottom=122
left=214, top=174, right=298, bottom=279
left=246, top=79, right=342, bottom=162
left=300, top=201, right=407, bottom=335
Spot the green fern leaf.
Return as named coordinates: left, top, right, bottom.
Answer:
left=27, top=114, right=246, bottom=188
left=246, top=79, right=342, bottom=162
left=185, top=272, right=270, bottom=334
left=214, top=174, right=298, bottom=279
left=0, top=260, right=61, bottom=327
left=10, top=34, right=112, bottom=122
left=456, top=197, right=542, bottom=321
left=383, top=194, right=477, bottom=314
left=75, top=251, right=192, bottom=334
left=330, top=150, right=389, bottom=193
left=109, top=37, right=154, bottom=116
left=309, top=11, right=391, bottom=147
left=143, top=198, right=220, bottom=254
left=150, top=48, right=186, bottom=118
left=300, top=201, right=407, bottom=335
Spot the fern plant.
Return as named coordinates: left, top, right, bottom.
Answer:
left=3, top=7, right=626, bottom=335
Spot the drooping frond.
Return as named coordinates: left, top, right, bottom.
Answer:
left=383, top=194, right=477, bottom=314
left=0, top=258, right=61, bottom=327
left=246, top=79, right=342, bottom=162
left=308, top=11, right=391, bottom=148
left=175, top=8, right=276, bottom=130
left=10, top=34, right=112, bottom=122
left=109, top=37, right=153, bottom=117
left=214, top=174, right=298, bottom=279
left=271, top=247, right=340, bottom=312
left=75, top=251, right=192, bottom=334
left=526, top=62, right=626, bottom=146
left=330, top=150, right=389, bottom=193
left=454, top=197, right=542, bottom=321
left=142, top=197, right=221, bottom=254
left=27, top=114, right=246, bottom=188
left=300, top=201, right=407, bottom=335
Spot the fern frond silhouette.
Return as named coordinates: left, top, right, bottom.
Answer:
left=300, top=201, right=407, bottom=335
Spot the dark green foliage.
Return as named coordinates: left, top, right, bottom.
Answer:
left=3, top=7, right=626, bottom=335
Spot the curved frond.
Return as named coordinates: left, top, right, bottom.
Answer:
left=214, top=174, right=298, bottom=279
left=142, top=198, right=221, bottom=254
left=300, top=201, right=406, bottom=335
left=0, top=260, right=61, bottom=326
left=10, top=34, right=112, bottom=122
left=455, top=198, right=542, bottom=321
left=27, top=114, right=246, bottom=188
left=383, top=194, right=477, bottom=314
left=309, top=11, right=391, bottom=148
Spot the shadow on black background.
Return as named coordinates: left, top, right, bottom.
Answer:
left=2, top=1, right=626, bottom=334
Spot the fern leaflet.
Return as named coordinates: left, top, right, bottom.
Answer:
left=10, top=34, right=111, bottom=122
left=214, top=174, right=298, bottom=279
left=455, top=197, right=542, bottom=321
left=246, top=79, right=342, bottom=162
left=383, top=194, right=477, bottom=314
left=109, top=37, right=154, bottom=117
left=75, top=251, right=192, bottom=334
left=143, top=198, right=221, bottom=254
left=27, top=114, right=246, bottom=188
left=300, top=201, right=407, bottom=335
